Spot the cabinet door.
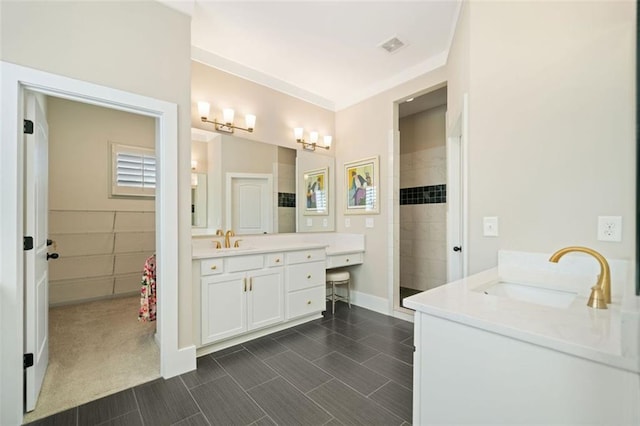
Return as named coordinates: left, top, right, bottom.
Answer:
left=247, top=268, right=284, bottom=331
left=201, top=272, right=247, bottom=344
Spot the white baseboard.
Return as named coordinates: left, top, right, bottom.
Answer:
left=349, top=290, right=391, bottom=315
left=162, top=345, right=196, bottom=378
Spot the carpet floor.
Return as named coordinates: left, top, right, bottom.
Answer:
left=23, top=296, right=160, bottom=424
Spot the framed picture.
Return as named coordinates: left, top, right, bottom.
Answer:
left=303, top=167, right=329, bottom=215
left=344, top=156, right=379, bottom=214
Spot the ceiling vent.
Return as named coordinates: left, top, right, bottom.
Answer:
left=379, top=36, right=405, bottom=54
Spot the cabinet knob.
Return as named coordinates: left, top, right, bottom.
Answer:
left=307, top=300, right=311, bottom=305
left=210, top=265, right=217, bottom=270
left=307, top=274, right=311, bottom=279
left=307, top=254, right=311, bottom=259
left=275, top=258, right=280, bottom=263
left=346, top=258, right=349, bottom=262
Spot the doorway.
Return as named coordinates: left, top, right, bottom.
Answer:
left=23, top=95, right=161, bottom=422
left=395, top=86, right=450, bottom=310
left=0, top=62, right=191, bottom=426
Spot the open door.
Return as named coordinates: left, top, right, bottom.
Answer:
left=446, top=93, right=469, bottom=281
left=24, top=92, right=52, bottom=412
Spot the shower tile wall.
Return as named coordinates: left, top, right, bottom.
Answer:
left=400, top=105, right=447, bottom=292
left=277, top=147, right=297, bottom=233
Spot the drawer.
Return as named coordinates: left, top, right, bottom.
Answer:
left=265, top=252, right=284, bottom=267
left=326, top=252, right=363, bottom=269
left=287, top=261, right=326, bottom=292
left=287, top=286, right=325, bottom=319
left=226, top=255, right=264, bottom=272
left=286, top=249, right=326, bottom=265
left=200, top=258, right=224, bottom=276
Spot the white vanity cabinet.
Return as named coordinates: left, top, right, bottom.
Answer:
left=200, top=253, right=284, bottom=346
left=285, top=248, right=326, bottom=319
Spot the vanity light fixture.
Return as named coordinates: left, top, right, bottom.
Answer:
left=294, top=127, right=332, bottom=151
left=197, top=101, right=256, bottom=134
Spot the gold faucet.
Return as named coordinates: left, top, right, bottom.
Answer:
left=224, top=230, right=235, bottom=248
left=548, top=246, right=611, bottom=309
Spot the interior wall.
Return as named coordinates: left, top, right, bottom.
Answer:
left=335, top=67, right=448, bottom=300
left=399, top=106, right=447, bottom=292
left=192, top=61, right=335, bottom=154
left=0, top=0, right=193, bottom=346
left=466, top=1, right=636, bottom=286
left=47, top=97, right=155, bottom=305
left=296, top=150, right=336, bottom=232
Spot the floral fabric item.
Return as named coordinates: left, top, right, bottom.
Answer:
left=138, top=254, right=156, bottom=322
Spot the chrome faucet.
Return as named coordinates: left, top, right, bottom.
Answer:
left=224, top=230, right=235, bottom=248
left=548, top=246, right=611, bottom=309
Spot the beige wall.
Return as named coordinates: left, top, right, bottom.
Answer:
left=1, top=0, right=193, bottom=346
left=192, top=61, right=335, bottom=152
left=335, top=67, right=448, bottom=299
left=466, top=1, right=635, bottom=281
left=47, top=98, right=156, bottom=305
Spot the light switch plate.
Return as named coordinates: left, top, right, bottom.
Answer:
left=366, top=218, right=374, bottom=228
left=483, top=216, right=499, bottom=237
left=345, top=218, right=351, bottom=228
left=306, top=218, right=313, bottom=227
left=322, top=218, right=328, bottom=227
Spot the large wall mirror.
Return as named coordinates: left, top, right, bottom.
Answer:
left=191, top=128, right=335, bottom=235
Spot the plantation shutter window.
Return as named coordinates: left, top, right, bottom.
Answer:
left=111, top=143, right=156, bottom=198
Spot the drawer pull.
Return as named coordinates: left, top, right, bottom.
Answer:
left=275, top=258, right=280, bottom=263
left=307, top=300, right=311, bottom=305
left=307, top=274, right=311, bottom=279
left=307, top=254, right=311, bottom=259
left=243, top=278, right=247, bottom=292
left=210, top=265, right=217, bottom=270
left=249, top=277, right=253, bottom=291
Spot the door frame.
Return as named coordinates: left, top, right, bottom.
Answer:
left=0, top=61, right=192, bottom=425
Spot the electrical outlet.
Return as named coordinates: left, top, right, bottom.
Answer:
left=306, top=218, right=313, bottom=227
left=322, top=218, right=328, bottom=227
left=366, top=218, right=374, bottom=228
left=483, top=216, right=499, bottom=237
left=345, top=218, right=351, bottom=228
left=597, top=216, right=622, bottom=242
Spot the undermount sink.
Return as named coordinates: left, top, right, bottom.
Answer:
left=478, top=281, right=577, bottom=308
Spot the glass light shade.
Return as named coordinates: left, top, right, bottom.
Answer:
left=324, top=135, right=333, bottom=147
left=191, top=160, right=197, bottom=170
left=245, top=114, right=256, bottom=130
left=294, top=127, right=304, bottom=141
left=223, top=108, right=235, bottom=124
left=310, top=131, right=319, bottom=144
left=191, top=173, right=198, bottom=186
left=197, top=101, right=210, bottom=119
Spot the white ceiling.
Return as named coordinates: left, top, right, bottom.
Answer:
left=183, top=1, right=461, bottom=111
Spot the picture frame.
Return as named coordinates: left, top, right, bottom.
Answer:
left=303, top=167, right=329, bottom=215
left=344, top=156, right=380, bottom=214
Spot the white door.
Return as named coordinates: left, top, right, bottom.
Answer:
left=247, top=268, right=284, bottom=330
left=201, top=273, right=247, bottom=344
left=24, top=93, right=51, bottom=412
left=227, top=174, right=273, bottom=235
left=446, top=93, right=469, bottom=281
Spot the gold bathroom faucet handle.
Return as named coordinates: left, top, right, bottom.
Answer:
left=234, top=240, right=242, bottom=248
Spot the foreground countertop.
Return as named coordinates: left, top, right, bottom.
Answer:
left=404, top=267, right=640, bottom=373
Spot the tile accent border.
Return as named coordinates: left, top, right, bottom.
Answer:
left=278, top=192, right=296, bottom=208
left=400, top=184, right=446, bottom=205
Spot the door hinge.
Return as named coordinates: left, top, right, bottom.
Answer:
left=24, top=236, right=34, bottom=251
left=23, top=119, right=34, bottom=135
left=24, top=353, right=34, bottom=369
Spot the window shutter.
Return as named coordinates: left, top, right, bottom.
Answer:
left=111, top=143, right=156, bottom=198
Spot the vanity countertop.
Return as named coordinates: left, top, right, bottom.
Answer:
left=405, top=259, right=640, bottom=374
left=192, top=243, right=328, bottom=260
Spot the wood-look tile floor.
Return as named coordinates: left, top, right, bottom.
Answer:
left=26, top=302, right=414, bottom=426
